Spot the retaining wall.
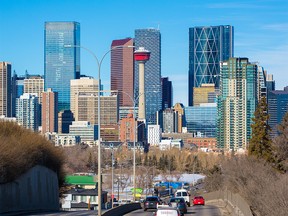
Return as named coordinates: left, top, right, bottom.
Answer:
left=0, top=165, right=59, bottom=215
left=102, top=203, right=142, bottom=216
left=203, top=190, right=253, bottom=216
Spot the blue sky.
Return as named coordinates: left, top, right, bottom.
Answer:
left=0, top=0, right=287, bottom=106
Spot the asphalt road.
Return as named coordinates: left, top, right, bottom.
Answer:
left=27, top=204, right=220, bottom=216
left=125, top=204, right=221, bottom=216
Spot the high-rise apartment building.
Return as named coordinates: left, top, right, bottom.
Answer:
left=161, top=77, right=173, bottom=110
left=24, top=75, right=44, bottom=104
left=256, top=65, right=267, bottom=100
left=162, top=108, right=178, bottom=133
left=70, top=77, right=99, bottom=115
left=268, top=87, right=288, bottom=137
left=111, top=38, right=134, bottom=107
left=189, top=25, right=234, bottom=106
left=42, top=88, right=58, bottom=133
left=16, top=93, right=40, bottom=131
left=0, top=62, right=12, bottom=117
left=44, top=21, right=80, bottom=111
left=147, top=125, right=161, bottom=146
left=134, top=28, right=162, bottom=124
left=217, top=58, right=258, bottom=151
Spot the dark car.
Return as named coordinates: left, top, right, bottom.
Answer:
left=169, top=197, right=187, bottom=215
left=144, top=196, right=162, bottom=211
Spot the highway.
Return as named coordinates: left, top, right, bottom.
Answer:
left=28, top=204, right=220, bottom=215
left=125, top=205, right=221, bottom=216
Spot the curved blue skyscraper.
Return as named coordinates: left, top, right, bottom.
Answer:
left=134, top=28, right=162, bottom=125
left=189, top=25, right=233, bottom=106
left=44, top=22, right=80, bottom=111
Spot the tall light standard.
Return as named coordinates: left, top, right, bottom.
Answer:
left=109, top=143, right=115, bottom=208
left=64, top=44, right=134, bottom=215
left=118, top=90, right=144, bottom=202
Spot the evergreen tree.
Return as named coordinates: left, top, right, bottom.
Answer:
left=273, top=111, right=288, bottom=172
left=249, top=97, right=273, bottom=162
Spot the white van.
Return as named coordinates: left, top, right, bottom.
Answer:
left=175, top=189, right=190, bottom=206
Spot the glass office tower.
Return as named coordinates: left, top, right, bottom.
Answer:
left=134, top=28, right=162, bottom=125
left=268, top=87, right=288, bottom=137
left=185, top=104, right=217, bottom=137
left=189, top=25, right=234, bottom=106
left=44, top=22, right=80, bottom=111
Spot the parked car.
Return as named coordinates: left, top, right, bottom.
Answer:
left=175, top=189, right=191, bottom=207
left=153, top=207, right=181, bottom=216
left=193, top=196, right=205, bottom=205
left=144, top=196, right=162, bottom=211
left=168, top=197, right=187, bottom=215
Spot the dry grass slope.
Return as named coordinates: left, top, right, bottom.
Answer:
left=0, top=121, right=65, bottom=187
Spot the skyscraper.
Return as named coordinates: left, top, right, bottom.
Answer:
left=44, top=22, right=80, bottom=111
left=134, top=28, right=162, bottom=124
left=110, top=38, right=134, bottom=107
left=189, top=25, right=234, bottom=106
left=161, top=77, right=173, bottom=110
left=0, top=62, right=12, bottom=117
left=217, top=58, right=258, bottom=151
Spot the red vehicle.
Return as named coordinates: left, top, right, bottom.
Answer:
left=193, top=196, right=205, bottom=205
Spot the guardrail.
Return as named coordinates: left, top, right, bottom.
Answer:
left=102, top=203, right=141, bottom=216
left=203, top=190, right=253, bottom=216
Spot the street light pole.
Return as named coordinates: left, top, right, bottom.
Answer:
left=118, top=91, right=145, bottom=202
left=64, top=44, right=134, bottom=215
left=110, top=144, right=114, bottom=208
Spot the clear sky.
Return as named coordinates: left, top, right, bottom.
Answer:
left=0, top=0, right=287, bottom=106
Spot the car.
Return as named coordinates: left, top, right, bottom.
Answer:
left=143, top=196, right=162, bottom=211
left=193, top=196, right=205, bottom=205
left=175, top=189, right=191, bottom=207
left=153, top=207, right=182, bottom=216
left=168, top=197, right=187, bottom=215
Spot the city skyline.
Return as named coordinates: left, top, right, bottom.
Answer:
left=0, top=0, right=288, bottom=106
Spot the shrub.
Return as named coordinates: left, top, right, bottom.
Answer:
left=0, top=121, right=65, bottom=188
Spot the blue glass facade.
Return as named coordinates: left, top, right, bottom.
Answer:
left=134, top=29, right=162, bottom=125
left=44, top=22, right=80, bottom=111
left=268, top=88, right=288, bottom=137
left=188, top=25, right=234, bottom=106
left=185, top=104, right=217, bottom=137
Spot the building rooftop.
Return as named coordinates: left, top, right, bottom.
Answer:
left=65, top=175, right=96, bottom=185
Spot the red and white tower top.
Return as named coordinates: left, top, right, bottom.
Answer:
left=134, top=47, right=150, bottom=62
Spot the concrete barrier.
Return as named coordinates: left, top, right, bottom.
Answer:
left=0, top=165, right=59, bottom=215
left=102, top=203, right=142, bottom=216
left=203, top=190, right=253, bottom=216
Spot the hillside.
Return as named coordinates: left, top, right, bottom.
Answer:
left=0, top=121, right=65, bottom=186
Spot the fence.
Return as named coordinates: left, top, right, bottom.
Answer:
left=203, top=190, right=253, bottom=216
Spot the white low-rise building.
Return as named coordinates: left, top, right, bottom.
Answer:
left=55, top=134, right=81, bottom=147
left=159, top=139, right=183, bottom=150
